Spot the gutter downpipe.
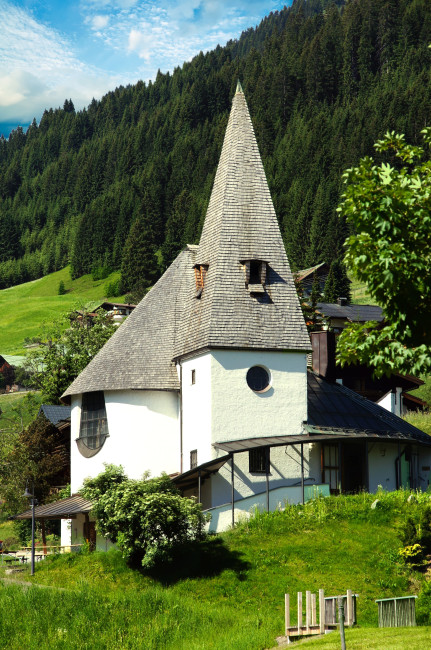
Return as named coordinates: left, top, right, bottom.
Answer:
left=301, top=443, right=305, bottom=505
left=231, top=453, right=235, bottom=528
left=179, top=363, right=183, bottom=474
left=266, top=446, right=270, bottom=513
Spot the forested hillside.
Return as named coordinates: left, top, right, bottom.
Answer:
left=0, top=0, right=430, bottom=291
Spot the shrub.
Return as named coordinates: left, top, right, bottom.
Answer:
left=104, top=279, right=121, bottom=297
left=81, top=465, right=208, bottom=568
left=58, top=280, right=66, bottom=295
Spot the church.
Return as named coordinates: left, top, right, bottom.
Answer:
left=34, top=83, right=431, bottom=547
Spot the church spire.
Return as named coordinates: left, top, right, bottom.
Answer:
left=174, top=85, right=310, bottom=358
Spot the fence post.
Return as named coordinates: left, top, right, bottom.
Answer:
left=285, top=594, right=290, bottom=637
left=338, top=596, right=346, bottom=650
left=319, top=589, right=325, bottom=635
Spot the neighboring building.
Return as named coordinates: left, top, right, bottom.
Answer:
left=311, top=308, right=425, bottom=415
left=72, top=302, right=136, bottom=327
left=17, top=83, right=431, bottom=545
left=294, top=262, right=330, bottom=297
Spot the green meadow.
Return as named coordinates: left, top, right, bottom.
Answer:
left=1, top=491, right=430, bottom=649
left=0, top=267, right=123, bottom=356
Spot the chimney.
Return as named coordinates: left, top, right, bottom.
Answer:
left=337, top=297, right=347, bottom=306
left=311, top=331, right=336, bottom=381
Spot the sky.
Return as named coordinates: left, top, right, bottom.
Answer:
left=0, top=0, right=290, bottom=137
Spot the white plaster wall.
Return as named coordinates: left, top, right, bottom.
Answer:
left=181, top=349, right=309, bottom=508
left=181, top=353, right=212, bottom=470
left=211, top=350, right=307, bottom=444
left=209, top=445, right=314, bottom=508
left=60, top=519, right=71, bottom=547
left=70, top=390, right=180, bottom=493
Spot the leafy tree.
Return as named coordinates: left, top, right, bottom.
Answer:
left=58, top=280, right=66, bottom=295
left=25, top=310, right=117, bottom=403
left=81, top=465, right=208, bottom=568
left=337, top=130, right=431, bottom=377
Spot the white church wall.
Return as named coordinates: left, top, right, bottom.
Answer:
left=70, top=390, right=179, bottom=493
left=209, top=445, right=313, bottom=508
left=181, top=353, right=213, bottom=471
left=210, top=349, right=308, bottom=444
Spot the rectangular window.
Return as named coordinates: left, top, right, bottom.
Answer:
left=191, top=369, right=196, bottom=385
left=190, top=449, right=198, bottom=469
left=249, top=448, right=269, bottom=473
left=322, top=444, right=339, bottom=493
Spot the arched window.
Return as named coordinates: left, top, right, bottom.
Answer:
left=77, top=391, right=109, bottom=457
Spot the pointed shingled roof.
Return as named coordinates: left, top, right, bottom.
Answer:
left=62, top=247, right=196, bottom=399
left=173, top=86, right=310, bottom=358
left=62, top=85, right=310, bottom=400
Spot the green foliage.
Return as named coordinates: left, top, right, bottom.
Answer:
left=1, top=0, right=431, bottom=291
left=24, top=309, right=117, bottom=403
left=81, top=465, right=208, bottom=568
left=57, top=280, right=66, bottom=295
left=120, top=211, right=161, bottom=298
left=337, top=129, right=431, bottom=377
left=104, top=278, right=121, bottom=298
left=323, top=259, right=351, bottom=303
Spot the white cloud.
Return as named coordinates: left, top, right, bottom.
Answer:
left=0, top=0, right=122, bottom=125
left=89, top=14, right=110, bottom=30
left=128, top=28, right=153, bottom=60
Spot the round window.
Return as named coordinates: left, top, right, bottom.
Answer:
left=246, top=366, right=270, bottom=392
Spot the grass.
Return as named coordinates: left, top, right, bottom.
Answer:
left=0, top=491, right=429, bottom=649
left=292, top=626, right=431, bottom=649
left=349, top=276, right=377, bottom=306
left=0, top=266, right=123, bottom=355
left=404, top=411, right=431, bottom=436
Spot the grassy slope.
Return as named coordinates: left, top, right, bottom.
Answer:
left=1, top=492, right=428, bottom=650
left=0, top=266, right=123, bottom=355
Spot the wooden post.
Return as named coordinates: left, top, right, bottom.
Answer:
left=311, top=593, right=317, bottom=626
left=297, top=592, right=303, bottom=634
left=319, top=589, right=325, bottom=634
left=338, top=596, right=346, bottom=650
left=397, top=439, right=401, bottom=490
left=231, top=454, right=235, bottom=527
left=301, top=443, right=305, bottom=505
left=198, top=469, right=202, bottom=504
left=285, top=594, right=290, bottom=637
left=346, top=589, right=353, bottom=626
left=306, top=590, right=311, bottom=631
left=338, top=442, right=342, bottom=492
left=41, top=520, right=47, bottom=555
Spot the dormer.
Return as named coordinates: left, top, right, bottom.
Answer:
left=242, top=259, right=267, bottom=294
left=194, top=264, right=208, bottom=298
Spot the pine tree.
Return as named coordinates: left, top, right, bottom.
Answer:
left=120, top=211, right=160, bottom=299
left=323, top=259, right=351, bottom=303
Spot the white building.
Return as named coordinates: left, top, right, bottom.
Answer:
left=18, top=83, right=431, bottom=546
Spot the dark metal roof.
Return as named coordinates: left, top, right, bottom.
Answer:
left=214, top=372, right=431, bottom=453
left=172, top=455, right=231, bottom=491
left=12, top=494, right=92, bottom=520
left=316, top=302, right=384, bottom=323
left=307, top=372, right=431, bottom=444
left=39, top=404, right=71, bottom=426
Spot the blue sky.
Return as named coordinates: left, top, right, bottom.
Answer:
left=0, top=0, right=289, bottom=137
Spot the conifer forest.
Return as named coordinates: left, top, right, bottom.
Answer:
left=0, top=0, right=430, bottom=291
